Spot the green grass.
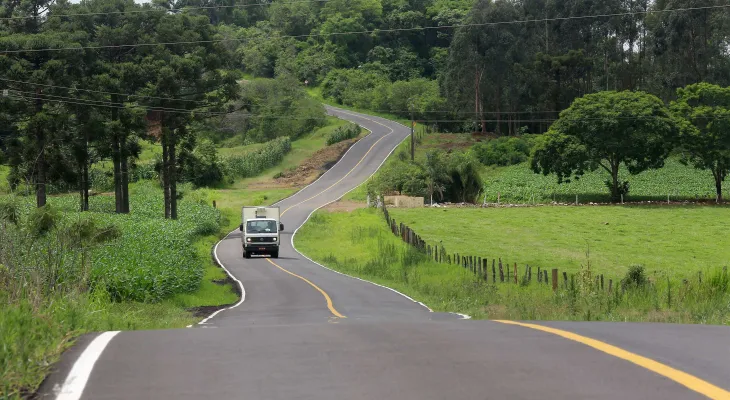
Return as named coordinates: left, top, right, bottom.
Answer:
left=389, top=206, right=730, bottom=278
left=0, top=165, right=9, bottom=195
left=295, top=208, right=730, bottom=324
left=482, top=157, right=723, bottom=203
left=138, top=140, right=162, bottom=163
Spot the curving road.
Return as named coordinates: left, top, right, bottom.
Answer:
left=40, top=108, right=730, bottom=400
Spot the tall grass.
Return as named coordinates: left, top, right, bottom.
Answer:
left=296, top=208, right=730, bottom=325
left=0, top=183, right=222, bottom=398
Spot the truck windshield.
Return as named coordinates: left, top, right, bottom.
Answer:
left=246, top=220, right=277, bottom=233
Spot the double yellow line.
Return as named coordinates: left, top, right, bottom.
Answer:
left=268, top=110, right=397, bottom=319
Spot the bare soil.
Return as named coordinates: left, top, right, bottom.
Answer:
left=251, top=138, right=360, bottom=190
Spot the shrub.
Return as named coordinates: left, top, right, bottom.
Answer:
left=26, top=205, right=58, bottom=237
left=326, top=123, right=361, bottom=146
left=472, top=135, right=538, bottom=167
left=446, top=152, right=483, bottom=203
left=0, top=196, right=20, bottom=225
left=621, top=265, right=647, bottom=289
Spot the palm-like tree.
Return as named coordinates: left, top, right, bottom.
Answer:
left=423, top=150, right=451, bottom=205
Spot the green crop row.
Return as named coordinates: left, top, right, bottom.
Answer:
left=482, top=157, right=719, bottom=203
left=222, top=136, right=292, bottom=178
left=3, top=181, right=219, bottom=303
left=326, top=123, right=360, bottom=146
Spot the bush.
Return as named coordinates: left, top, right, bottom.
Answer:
left=26, top=205, right=58, bottom=237
left=446, top=152, right=483, bottom=203
left=472, top=135, right=539, bottom=167
left=326, top=123, right=360, bottom=145
left=0, top=196, right=20, bottom=225
left=621, top=265, right=647, bottom=289
left=222, top=136, right=292, bottom=179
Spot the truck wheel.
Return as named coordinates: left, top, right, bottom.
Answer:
left=243, top=250, right=251, bottom=259
left=271, top=251, right=279, bottom=259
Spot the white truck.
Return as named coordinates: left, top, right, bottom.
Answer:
left=239, top=206, right=284, bottom=259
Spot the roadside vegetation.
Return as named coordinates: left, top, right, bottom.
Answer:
left=296, top=208, right=730, bottom=325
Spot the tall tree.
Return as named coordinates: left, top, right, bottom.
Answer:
left=0, top=0, right=83, bottom=207
left=139, top=11, right=238, bottom=219
left=532, top=90, right=679, bottom=201
left=671, top=83, right=730, bottom=202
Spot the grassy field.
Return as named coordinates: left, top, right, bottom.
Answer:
left=295, top=208, right=730, bottom=324
left=389, top=206, right=730, bottom=278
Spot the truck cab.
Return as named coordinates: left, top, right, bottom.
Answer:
left=240, top=206, right=284, bottom=259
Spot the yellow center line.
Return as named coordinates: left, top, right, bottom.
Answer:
left=265, top=257, right=346, bottom=318
left=494, top=320, right=730, bottom=399
left=280, top=111, right=395, bottom=217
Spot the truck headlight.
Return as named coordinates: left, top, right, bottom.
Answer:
left=246, top=238, right=251, bottom=242
left=273, top=237, right=277, bottom=241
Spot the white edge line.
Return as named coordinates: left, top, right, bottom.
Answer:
left=287, top=114, right=435, bottom=313
left=197, top=230, right=246, bottom=325
left=196, top=107, right=379, bottom=325
left=55, top=331, right=120, bottom=400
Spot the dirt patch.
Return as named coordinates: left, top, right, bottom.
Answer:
left=275, top=138, right=360, bottom=187
left=323, top=200, right=368, bottom=213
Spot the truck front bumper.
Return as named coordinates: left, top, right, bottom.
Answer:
left=244, top=243, right=279, bottom=253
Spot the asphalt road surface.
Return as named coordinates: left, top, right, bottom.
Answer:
left=39, top=108, right=730, bottom=400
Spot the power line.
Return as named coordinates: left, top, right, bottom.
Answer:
left=2, top=4, right=729, bottom=54
left=7, top=90, right=230, bottom=115
left=0, top=78, right=213, bottom=105
left=0, top=0, right=330, bottom=21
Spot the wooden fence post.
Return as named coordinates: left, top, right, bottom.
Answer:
left=600, top=274, right=604, bottom=291
left=212, top=200, right=217, bottom=209
left=537, top=267, right=541, bottom=283
left=552, top=269, right=558, bottom=292
left=528, top=265, right=532, bottom=282
left=492, top=259, right=496, bottom=282
left=563, top=272, right=568, bottom=289
left=608, top=279, right=613, bottom=293
left=506, top=260, right=510, bottom=282
left=483, top=259, right=488, bottom=281
left=543, top=270, right=548, bottom=285
left=514, top=263, right=518, bottom=284
left=499, top=259, right=504, bottom=282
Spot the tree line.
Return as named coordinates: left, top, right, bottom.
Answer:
left=0, top=0, right=240, bottom=218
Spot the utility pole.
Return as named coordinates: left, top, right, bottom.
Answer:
left=409, top=101, right=415, bottom=161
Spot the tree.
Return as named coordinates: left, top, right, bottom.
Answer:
left=423, top=150, right=451, bottom=204
left=139, top=11, right=239, bottom=219
left=671, top=83, right=730, bottom=202
left=0, top=0, right=84, bottom=207
left=446, top=151, right=482, bottom=203
left=532, top=91, right=678, bottom=202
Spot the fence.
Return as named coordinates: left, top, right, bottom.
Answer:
left=381, top=202, right=615, bottom=292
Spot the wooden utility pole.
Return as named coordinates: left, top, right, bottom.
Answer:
left=410, top=107, right=415, bottom=161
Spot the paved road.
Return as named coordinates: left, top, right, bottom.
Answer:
left=39, top=108, right=730, bottom=400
